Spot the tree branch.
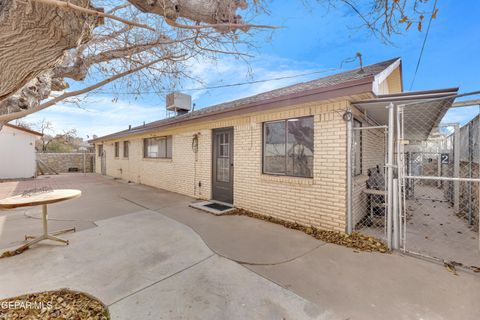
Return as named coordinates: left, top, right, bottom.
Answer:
left=0, top=57, right=175, bottom=123
left=31, top=0, right=156, bottom=32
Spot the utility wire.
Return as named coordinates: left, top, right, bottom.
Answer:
left=409, top=0, right=438, bottom=90
left=91, top=68, right=338, bottom=95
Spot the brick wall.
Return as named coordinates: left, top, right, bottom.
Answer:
left=96, top=100, right=349, bottom=232
left=37, top=153, right=94, bottom=173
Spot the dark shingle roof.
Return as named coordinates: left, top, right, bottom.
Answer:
left=92, top=57, right=399, bottom=142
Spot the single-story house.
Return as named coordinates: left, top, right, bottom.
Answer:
left=91, top=57, right=457, bottom=233
left=0, top=124, right=43, bottom=179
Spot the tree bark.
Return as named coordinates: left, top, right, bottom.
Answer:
left=128, top=0, right=248, bottom=27
left=0, top=0, right=97, bottom=101
left=0, top=37, right=175, bottom=118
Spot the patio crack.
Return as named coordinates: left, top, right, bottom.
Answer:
left=107, top=253, right=215, bottom=307
left=119, top=196, right=151, bottom=210
left=232, top=243, right=326, bottom=266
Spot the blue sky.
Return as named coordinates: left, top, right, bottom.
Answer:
left=22, top=0, right=480, bottom=138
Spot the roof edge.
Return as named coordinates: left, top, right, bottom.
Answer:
left=91, top=76, right=375, bottom=143
left=352, top=87, right=459, bottom=105
left=4, top=123, right=43, bottom=137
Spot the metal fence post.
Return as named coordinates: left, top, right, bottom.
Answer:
left=346, top=113, right=353, bottom=234
left=393, top=178, right=399, bottom=249
left=453, top=123, right=460, bottom=213
left=386, top=102, right=395, bottom=249
left=396, top=104, right=404, bottom=248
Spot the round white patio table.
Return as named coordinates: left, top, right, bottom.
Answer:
left=0, top=189, right=82, bottom=252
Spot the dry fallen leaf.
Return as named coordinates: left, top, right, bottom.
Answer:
left=226, top=208, right=390, bottom=253
left=0, top=289, right=109, bottom=320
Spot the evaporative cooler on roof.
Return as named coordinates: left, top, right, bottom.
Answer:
left=166, top=92, right=192, bottom=115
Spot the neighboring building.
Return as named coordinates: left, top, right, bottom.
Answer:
left=0, top=124, right=43, bottom=179
left=91, top=58, right=457, bottom=232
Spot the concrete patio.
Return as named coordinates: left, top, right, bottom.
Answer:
left=0, top=174, right=479, bottom=320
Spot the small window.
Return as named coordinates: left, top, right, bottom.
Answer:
left=98, top=145, right=103, bottom=157
left=114, top=142, right=119, bottom=158
left=144, top=136, right=172, bottom=159
left=263, top=116, right=314, bottom=178
left=353, top=119, right=362, bottom=175
left=123, top=141, right=129, bottom=158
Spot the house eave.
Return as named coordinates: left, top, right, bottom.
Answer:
left=91, top=76, right=375, bottom=143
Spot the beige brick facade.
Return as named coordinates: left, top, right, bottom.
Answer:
left=96, top=100, right=349, bottom=232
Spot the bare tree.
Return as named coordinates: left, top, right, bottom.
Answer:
left=0, top=0, right=437, bottom=126
left=320, top=0, right=438, bottom=43
left=0, top=0, right=273, bottom=125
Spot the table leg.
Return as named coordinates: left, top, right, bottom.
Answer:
left=19, top=204, right=75, bottom=250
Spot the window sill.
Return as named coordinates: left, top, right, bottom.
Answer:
left=142, top=157, right=173, bottom=162
left=260, top=174, right=314, bottom=185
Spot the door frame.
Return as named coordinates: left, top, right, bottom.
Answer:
left=212, top=127, right=234, bottom=204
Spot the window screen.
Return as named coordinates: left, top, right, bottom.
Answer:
left=263, top=117, right=314, bottom=178
left=123, top=141, right=129, bottom=158
left=144, top=136, right=172, bottom=159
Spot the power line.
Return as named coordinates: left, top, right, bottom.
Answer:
left=91, top=68, right=338, bottom=95
left=409, top=0, right=438, bottom=90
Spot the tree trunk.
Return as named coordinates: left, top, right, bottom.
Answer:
left=0, top=0, right=97, bottom=101
left=128, top=0, right=247, bottom=26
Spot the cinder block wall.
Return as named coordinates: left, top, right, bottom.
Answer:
left=37, top=153, right=94, bottom=173
left=95, top=100, right=350, bottom=232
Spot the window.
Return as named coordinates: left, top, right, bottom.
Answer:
left=263, top=116, right=314, bottom=178
left=123, top=141, right=129, bottom=158
left=144, top=136, right=172, bottom=158
left=98, top=144, right=103, bottom=157
left=114, top=142, right=119, bottom=158
left=216, top=132, right=230, bottom=183
left=353, top=119, right=362, bottom=175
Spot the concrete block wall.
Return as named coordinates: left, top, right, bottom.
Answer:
left=37, top=153, right=94, bottom=173
left=96, top=99, right=350, bottom=232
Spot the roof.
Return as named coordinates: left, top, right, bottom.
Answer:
left=352, top=87, right=459, bottom=141
left=92, top=57, right=401, bottom=142
left=3, top=124, right=43, bottom=137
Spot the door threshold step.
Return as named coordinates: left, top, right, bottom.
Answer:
left=189, top=201, right=234, bottom=215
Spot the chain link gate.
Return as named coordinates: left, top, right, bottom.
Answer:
left=398, top=96, right=480, bottom=266
left=350, top=123, right=388, bottom=242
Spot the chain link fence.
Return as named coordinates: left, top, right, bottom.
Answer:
left=398, top=94, right=480, bottom=266
left=349, top=92, right=480, bottom=266
left=351, top=123, right=388, bottom=241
